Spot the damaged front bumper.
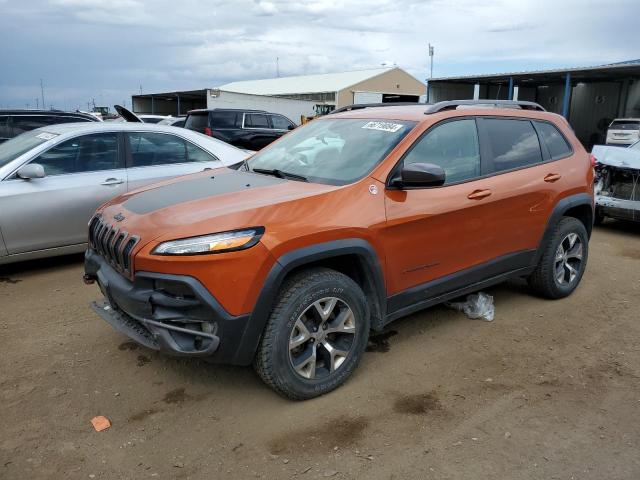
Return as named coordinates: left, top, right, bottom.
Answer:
left=84, top=249, right=250, bottom=360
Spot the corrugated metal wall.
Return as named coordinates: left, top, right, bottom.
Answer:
left=569, top=82, right=621, bottom=146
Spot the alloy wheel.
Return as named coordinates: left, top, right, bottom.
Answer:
left=288, top=297, right=356, bottom=379
left=554, top=233, right=583, bottom=285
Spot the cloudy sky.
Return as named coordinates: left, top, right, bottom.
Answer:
left=1, top=0, right=638, bottom=111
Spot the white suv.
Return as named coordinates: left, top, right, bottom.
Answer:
left=606, top=118, right=640, bottom=146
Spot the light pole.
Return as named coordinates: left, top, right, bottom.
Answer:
left=428, top=44, right=434, bottom=79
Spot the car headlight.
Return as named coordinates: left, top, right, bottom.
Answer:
left=152, top=227, right=264, bottom=255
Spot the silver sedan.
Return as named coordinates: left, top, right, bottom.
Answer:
left=0, top=122, right=250, bottom=265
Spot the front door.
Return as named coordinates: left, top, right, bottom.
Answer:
left=382, top=118, right=498, bottom=309
left=0, top=132, right=126, bottom=254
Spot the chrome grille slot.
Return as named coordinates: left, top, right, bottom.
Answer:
left=88, top=215, right=139, bottom=274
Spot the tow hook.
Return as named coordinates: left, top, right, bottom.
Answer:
left=83, top=274, right=96, bottom=285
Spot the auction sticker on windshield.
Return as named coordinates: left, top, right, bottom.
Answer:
left=361, top=121, right=404, bottom=133
left=36, top=132, right=58, bottom=141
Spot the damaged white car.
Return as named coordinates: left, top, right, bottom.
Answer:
left=592, top=141, right=640, bottom=223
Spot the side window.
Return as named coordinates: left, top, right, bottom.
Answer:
left=186, top=142, right=218, bottom=162
left=212, top=111, right=239, bottom=129
left=534, top=121, right=572, bottom=160
left=12, top=116, right=48, bottom=136
left=0, top=116, right=11, bottom=139
left=270, top=115, right=294, bottom=130
left=245, top=113, right=269, bottom=128
left=403, top=119, right=480, bottom=185
left=482, top=119, right=542, bottom=172
left=127, top=132, right=187, bottom=167
left=34, top=133, right=120, bottom=175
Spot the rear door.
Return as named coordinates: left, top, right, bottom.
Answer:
left=474, top=117, right=560, bottom=260
left=241, top=113, right=280, bottom=150
left=125, top=131, right=222, bottom=190
left=0, top=132, right=127, bottom=254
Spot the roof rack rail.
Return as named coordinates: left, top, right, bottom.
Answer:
left=425, top=100, right=546, bottom=114
left=330, top=102, right=422, bottom=114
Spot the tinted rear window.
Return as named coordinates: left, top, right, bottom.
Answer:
left=245, top=113, right=269, bottom=128
left=482, top=118, right=542, bottom=172
left=609, top=120, right=640, bottom=130
left=212, top=111, right=240, bottom=128
left=185, top=112, right=209, bottom=132
left=534, top=121, right=572, bottom=160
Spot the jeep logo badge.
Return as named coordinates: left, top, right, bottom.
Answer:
left=114, top=212, right=125, bottom=222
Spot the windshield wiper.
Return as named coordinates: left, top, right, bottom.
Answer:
left=251, top=168, right=308, bottom=182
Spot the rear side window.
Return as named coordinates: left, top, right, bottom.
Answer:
left=127, top=132, right=187, bottom=166
left=403, top=119, right=480, bottom=185
left=534, top=121, right=572, bottom=160
left=245, top=113, right=269, bottom=128
left=0, top=116, right=11, bottom=140
left=34, top=133, right=121, bottom=175
left=270, top=114, right=294, bottom=130
left=609, top=120, right=640, bottom=130
left=481, top=119, right=542, bottom=173
left=12, top=116, right=49, bottom=136
left=212, top=111, right=240, bottom=128
left=186, top=142, right=217, bottom=162
left=185, top=113, right=209, bottom=132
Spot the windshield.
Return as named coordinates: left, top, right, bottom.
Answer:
left=630, top=140, right=640, bottom=151
left=247, top=118, right=415, bottom=185
left=0, top=130, right=55, bottom=169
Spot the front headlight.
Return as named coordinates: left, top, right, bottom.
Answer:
left=152, top=227, right=264, bottom=255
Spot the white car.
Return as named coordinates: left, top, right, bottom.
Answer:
left=605, top=118, right=640, bottom=146
left=0, top=122, right=249, bottom=265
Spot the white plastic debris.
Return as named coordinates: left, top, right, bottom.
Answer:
left=445, top=292, right=495, bottom=322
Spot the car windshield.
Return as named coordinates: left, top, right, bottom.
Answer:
left=247, top=118, right=415, bottom=185
left=630, top=141, right=640, bottom=151
left=0, top=130, right=55, bottom=169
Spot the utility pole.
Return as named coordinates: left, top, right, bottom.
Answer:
left=428, top=44, right=435, bottom=78
left=35, top=98, right=39, bottom=109
left=276, top=57, right=280, bottom=78
left=40, top=79, right=46, bottom=110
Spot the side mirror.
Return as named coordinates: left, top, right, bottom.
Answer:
left=391, top=162, right=445, bottom=188
left=287, top=125, right=295, bottom=130
left=17, top=163, right=45, bottom=180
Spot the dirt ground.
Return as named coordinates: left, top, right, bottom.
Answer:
left=1, top=221, right=639, bottom=480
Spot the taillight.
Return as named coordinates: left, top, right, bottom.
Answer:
left=589, top=154, right=597, bottom=167
left=204, top=127, right=213, bottom=136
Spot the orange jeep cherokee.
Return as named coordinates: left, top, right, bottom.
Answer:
left=84, top=100, right=594, bottom=400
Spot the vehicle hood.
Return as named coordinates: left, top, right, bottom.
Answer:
left=101, top=168, right=339, bottom=245
left=592, top=145, right=640, bottom=170
left=114, top=104, right=142, bottom=123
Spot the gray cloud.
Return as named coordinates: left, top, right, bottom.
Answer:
left=0, top=0, right=638, bottom=110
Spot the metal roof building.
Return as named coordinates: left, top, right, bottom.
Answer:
left=132, top=67, right=426, bottom=117
left=218, top=67, right=426, bottom=109
left=427, top=60, right=640, bottom=147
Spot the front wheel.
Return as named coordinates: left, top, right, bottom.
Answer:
left=527, top=216, right=589, bottom=299
left=254, top=268, right=370, bottom=400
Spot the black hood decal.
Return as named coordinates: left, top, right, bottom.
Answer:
left=123, top=170, right=285, bottom=215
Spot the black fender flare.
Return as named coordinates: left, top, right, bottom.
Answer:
left=231, top=238, right=386, bottom=365
left=532, top=192, right=594, bottom=267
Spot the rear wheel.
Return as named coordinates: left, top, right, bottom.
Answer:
left=528, top=216, right=589, bottom=299
left=254, top=268, right=369, bottom=400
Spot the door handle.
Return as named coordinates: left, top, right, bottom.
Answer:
left=544, top=173, right=562, bottom=183
left=467, top=189, right=492, bottom=200
left=101, top=178, right=124, bottom=186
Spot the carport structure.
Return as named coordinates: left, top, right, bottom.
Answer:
left=131, top=89, right=207, bottom=117
left=427, top=60, right=640, bottom=148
